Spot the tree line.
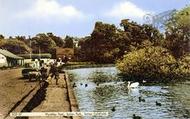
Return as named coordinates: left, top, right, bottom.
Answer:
left=0, top=33, right=76, bottom=55
left=77, top=6, right=189, bottom=64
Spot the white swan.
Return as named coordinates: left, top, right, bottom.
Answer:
left=127, top=81, right=139, bottom=88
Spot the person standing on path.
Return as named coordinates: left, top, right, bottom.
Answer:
left=39, top=64, right=48, bottom=87
left=49, top=62, right=60, bottom=85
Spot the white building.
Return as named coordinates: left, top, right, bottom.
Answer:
left=0, top=53, right=8, bottom=67
left=0, top=49, right=23, bottom=67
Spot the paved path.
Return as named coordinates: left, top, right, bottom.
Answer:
left=29, top=74, right=73, bottom=119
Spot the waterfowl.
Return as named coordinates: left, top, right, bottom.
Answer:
left=80, top=83, right=83, bottom=85
left=133, top=114, right=142, bottom=119
left=127, top=81, right=139, bottom=88
left=156, top=101, right=161, bottom=106
left=85, top=84, right=88, bottom=87
left=72, top=83, right=77, bottom=88
left=138, top=97, right=145, bottom=102
left=111, top=106, right=116, bottom=112
left=142, top=80, right=146, bottom=83
left=183, top=114, right=189, bottom=118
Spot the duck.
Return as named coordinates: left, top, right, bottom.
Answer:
left=80, top=83, right=83, bottom=86
left=138, top=97, right=145, bottom=102
left=156, top=101, right=161, bottom=106
left=111, top=106, right=116, bottom=112
left=183, top=114, right=189, bottom=118
left=133, top=114, right=142, bottom=119
left=142, top=80, right=146, bottom=83
left=85, top=84, right=88, bottom=87
left=127, top=81, right=139, bottom=88
left=72, top=83, right=77, bottom=88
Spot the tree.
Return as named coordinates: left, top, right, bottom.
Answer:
left=64, top=36, right=74, bottom=48
left=165, top=6, right=190, bottom=58
left=31, top=33, right=56, bottom=53
left=0, top=34, right=4, bottom=39
left=0, top=39, right=31, bottom=54
left=120, top=19, right=163, bottom=48
left=79, top=22, right=119, bottom=63
left=175, top=54, right=190, bottom=78
left=47, top=33, right=64, bottom=47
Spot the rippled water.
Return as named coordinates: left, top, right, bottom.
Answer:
left=67, top=67, right=190, bottom=119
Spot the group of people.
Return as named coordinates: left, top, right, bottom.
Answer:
left=39, top=61, right=61, bottom=85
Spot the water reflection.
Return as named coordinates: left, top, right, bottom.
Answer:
left=67, top=67, right=190, bottom=119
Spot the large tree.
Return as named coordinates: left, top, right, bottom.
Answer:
left=64, top=35, right=74, bottom=48
left=120, top=19, right=163, bottom=48
left=47, top=33, right=64, bottom=47
left=80, top=22, right=119, bottom=63
left=165, top=6, right=190, bottom=58
left=31, top=33, right=56, bottom=53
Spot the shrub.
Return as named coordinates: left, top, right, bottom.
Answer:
left=175, top=54, right=190, bottom=78
left=116, top=46, right=177, bottom=82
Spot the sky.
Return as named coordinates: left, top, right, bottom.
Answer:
left=0, top=0, right=189, bottom=38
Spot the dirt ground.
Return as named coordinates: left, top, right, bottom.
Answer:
left=0, top=69, right=80, bottom=119
left=0, top=68, right=38, bottom=118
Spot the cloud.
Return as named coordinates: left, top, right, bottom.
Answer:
left=105, top=1, right=151, bottom=21
left=16, top=0, right=86, bottom=21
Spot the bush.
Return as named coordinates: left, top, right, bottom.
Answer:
left=175, top=54, right=190, bottom=78
left=116, top=46, right=177, bottom=82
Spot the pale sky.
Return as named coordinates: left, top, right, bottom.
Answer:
left=0, top=0, right=189, bottom=37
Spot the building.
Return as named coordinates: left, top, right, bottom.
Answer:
left=56, top=48, right=74, bottom=60
left=0, top=49, right=23, bottom=67
left=18, top=53, right=53, bottom=68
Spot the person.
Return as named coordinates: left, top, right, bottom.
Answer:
left=40, top=64, right=48, bottom=80
left=39, top=64, right=48, bottom=87
left=49, top=62, right=59, bottom=85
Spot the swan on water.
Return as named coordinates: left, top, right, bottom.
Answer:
left=127, top=81, right=139, bottom=88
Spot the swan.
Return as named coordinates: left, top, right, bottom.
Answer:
left=127, top=81, right=139, bottom=88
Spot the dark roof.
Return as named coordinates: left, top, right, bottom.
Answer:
left=18, top=53, right=52, bottom=59
left=0, top=49, right=23, bottom=59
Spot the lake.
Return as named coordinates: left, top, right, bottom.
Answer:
left=67, top=66, right=190, bottom=119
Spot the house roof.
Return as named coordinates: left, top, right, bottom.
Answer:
left=0, top=49, right=23, bottom=59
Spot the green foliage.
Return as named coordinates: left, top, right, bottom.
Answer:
left=175, top=54, right=190, bottom=78
left=0, top=34, right=4, bottom=39
left=47, top=33, right=64, bottom=47
left=165, top=6, right=190, bottom=58
left=78, top=20, right=163, bottom=63
left=116, top=46, right=177, bottom=82
left=79, top=22, right=119, bottom=63
left=31, top=33, right=56, bottom=53
left=64, top=36, right=74, bottom=48
left=0, top=39, right=31, bottom=54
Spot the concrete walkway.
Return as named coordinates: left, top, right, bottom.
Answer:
left=30, top=74, right=73, bottom=119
